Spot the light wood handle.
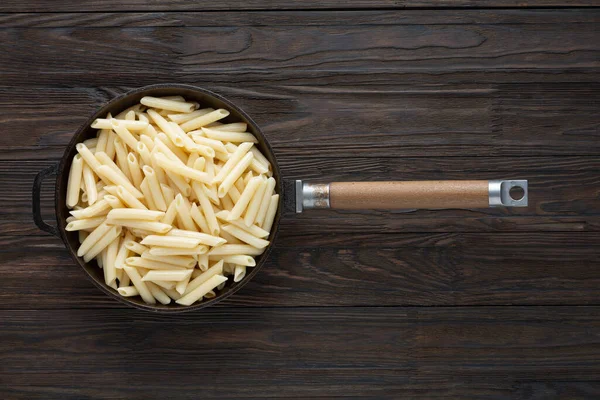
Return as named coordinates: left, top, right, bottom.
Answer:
left=329, top=181, right=489, bottom=210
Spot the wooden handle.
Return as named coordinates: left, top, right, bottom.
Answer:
left=329, top=181, right=489, bottom=210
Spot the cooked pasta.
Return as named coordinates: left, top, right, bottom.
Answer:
left=65, top=95, right=278, bottom=306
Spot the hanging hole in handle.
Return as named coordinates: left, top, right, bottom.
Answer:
left=509, top=186, right=525, bottom=201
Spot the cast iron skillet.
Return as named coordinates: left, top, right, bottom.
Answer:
left=32, top=84, right=283, bottom=313
left=33, top=84, right=529, bottom=312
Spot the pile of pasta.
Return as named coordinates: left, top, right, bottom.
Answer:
left=65, top=95, right=278, bottom=306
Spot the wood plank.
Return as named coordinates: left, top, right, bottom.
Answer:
left=1, top=1, right=598, bottom=13
left=1, top=82, right=599, bottom=158
left=5, top=156, right=599, bottom=236
left=1, top=307, right=599, bottom=398
left=1, top=232, right=598, bottom=309
left=2, top=10, right=599, bottom=28
left=0, top=10, right=598, bottom=86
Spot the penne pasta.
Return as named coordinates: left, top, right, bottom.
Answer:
left=145, top=281, right=172, bottom=305
left=209, top=122, right=247, bottom=132
left=141, top=235, right=202, bottom=249
left=208, top=244, right=265, bottom=256
left=142, top=269, right=193, bottom=282
left=104, top=233, right=120, bottom=285
left=141, top=96, right=197, bottom=113
left=216, top=210, right=269, bottom=238
left=116, top=186, right=148, bottom=210
left=83, top=225, right=122, bottom=263
left=92, top=118, right=148, bottom=131
left=142, top=251, right=196, bottom=268
left=227, top=176, right=262, bottom=221
left=174, top=194, right=197, bottom=232
left=123, top=266, right=155, bottom=305
left=201, top=127, right=258, bottom=143
left=66, top=155, right=84, bottom=208
left=217, top=152, right=254, bottom=198
left=263, top=194, right=279, bottom=232
left=176, top=274, right=227, bottom=306
left=108, top=219, right=172, bottom=234
left=127, top=153, right=143, bottom=188
left=70, top=199, right=110, bottom=219
left=190, top=202, right=211, bottom=234
left=142, top=166, right=167, bottom=211
left=192, top=182, right=219, bottom=236
left=126, top=256, right=186, bottom=270
left=168, top=108, right=214, bottom=124
left=210, top=255, right=256, bottom=267
left=117, top=286, right=139, bottom=297
left=66, top=216, right=106, bottom=231
left=255, top=177, right=276, bottom=227
left=148, top=245, right=208, bottom=257
left=180, top=109, right=230, bottom=133
left=233, top=265, right=247, bottom=282
left=125, top=240, right=149, bottom=255
left=244, top=178, right=268, bottom=227
left=166, top=228, right=227, bottom=247
left=107, top=209, right=165, bottom=221
left=154, top=153, right=210, bottom=183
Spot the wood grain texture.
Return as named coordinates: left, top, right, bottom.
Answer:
left=1, top=0, right=598, bottom=12
left=1, top=307, right=599, bottom=399
left=2, top=232, right=599, bottom=309
left=2, top=5, right=599, bottom=399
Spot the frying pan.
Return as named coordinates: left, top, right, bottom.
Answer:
left=32, top=84, right=528, bottom=313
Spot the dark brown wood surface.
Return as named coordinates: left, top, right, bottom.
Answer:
left=1, top=4, right=599, bottom=399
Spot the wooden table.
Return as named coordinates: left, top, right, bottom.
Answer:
left=1, top=1, right=599, bottom=398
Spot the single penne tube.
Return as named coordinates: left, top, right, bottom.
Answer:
left=255, top=177, right=276, bottom=227
left=149, top=151, right=168, bottom=186
left=77, top=222, right=111, bottom=257
left=148, top=109, right=185, bottom=147
left=83, top=225, right=122, bottom=263
left=216, top=210, right=269, bottom=238
left=139, top=134, right=155, bottom=152
left=197, top=254, right=209, bottom=271
left=209, top=122, right=247, bottom=132
left=104, top=233, right=120, bottom=286
left=198, top=181, right=219, bottom=206
left=140, top=178, right=157, bottom=210
left=184, top=260, right=224, bottom=295
left=174, top=194, right=197, bottom=231
left=126, top=257, right=186, bottom=270
left=96, top=130, right=108, bottom=153
left=96, top=165, right=143, bottom=199
left=210, top=255, right=256, bottom=267
left=175, top=272, right=191, bottom=294
left=66, top=154, right=84, bottom=208
left=155, top=133, right=188, bottom=164
left=123, top=266, right=156, bottom=305
left=154, top=153, right=210, bottom=183
left=170, top=122, right=215, bottom=158
left=176, top=274, right=227, bottom=306
left=163, top=287, right=182, bottom=300
left=208, top=244, right=265, bottom=256
left=151, top=280, right=176, bottom=290
left=114, top=185, right=147, bottom=210
left=180, top=109, right=230, bottom=132
left=105, top=130, right=117, bottom=160
left=249, top=158, right=269, bottom=175
left=192, top=182, right=219, bottom=236
left=217, top=152, right=254, bottom=198
left=96, top=152, right=133, bottom=185
left=66, top=216, right=106, bottom=231
left=148, top=245, right=208, bottom=257
left=160, top=183, right=175, bottom=205
left=250, top=146, right=271, bottom=170
left=244, top=178, right=268, bottom=227
left=227, top=176, right=262, bottom=221
left=118, top=269, right=130, bottom=286
left=189, top=133, right=228, bottom=154
left=129, top=228, right=153, bottom=238
left=66, top=216, right=77, bottom=223
left=142, top=251, right=196, bottom=268
left=233, top=265, right=247, bottom=282
left=214, top=150, right=229, bottom=163
left=76, top=143, right=103, bottom=173
left=70, top=199, right=110, bottom=219
left=234, top=176, right=245, bottom=193
left=111, top=120, right=139, bottom=150
left=142, top=166, right=167, bottom=211
left=127, top=152, right=143, bottom=188
left=117, top=286, right=139, bottom=297
left=243, top=170, right=254, bottom=185
left=108, top=219, right=172, bottom=234
left=193, top=157, right=206, bottom=172
left=82, top=163, right=98, bottom=205
left=141, top=96, right=196, bottom=113
left=141, top=235, right=202, bottom=249
left=104, top=194, right=125, bottom=209
left=125, top=240, right=149, bottom=255
left=190, top=202, right=210, bottom=234
left=213, top=142, right=253, bottom=184
left=263, top=194, right=279, bottom=232
left=142, top=269, right=193, bottom=282
left=114, top=138, right=132, bottom=182
left=115, top=231, right=134, bottom=269
left=145, top=281, right=171, bottom=305
left=204, top=121, right=222, bottom=128
left=167, top=108, right=214, bottom=124
left=161, top=199, right=177, bottom=225
left=221, top=225, right=270, bottom=249
left=201, top=127, right=258, bottom=143
left=167, top=228, right=227, bottom=247
left=92, top=118, right=149, bottom=131
left=107, top=209, right=165, bottom=221
left=136, top=142, right=152, bottom=166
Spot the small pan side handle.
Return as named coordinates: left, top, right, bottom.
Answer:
left=32, top=164, right=60, bottom=237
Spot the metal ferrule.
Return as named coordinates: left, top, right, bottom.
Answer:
left=489, top=180, right=528, bottom=207
left=295, top=180, right=330, bottom=213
